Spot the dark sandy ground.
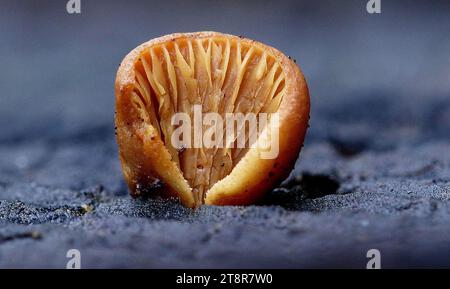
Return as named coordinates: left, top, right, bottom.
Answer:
left=0, top=0, right=449, bottom=268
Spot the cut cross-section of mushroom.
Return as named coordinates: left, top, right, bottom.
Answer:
left=115, top=32, right=310, bottom=208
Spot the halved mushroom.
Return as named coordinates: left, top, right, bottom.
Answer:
left=115, top=32, right=310, bottom=208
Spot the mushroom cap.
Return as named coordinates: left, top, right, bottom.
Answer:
left=115, top=32, right=310, bottom=207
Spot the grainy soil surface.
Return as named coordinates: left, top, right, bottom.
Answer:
left=0, top=0, right=449, bottom=268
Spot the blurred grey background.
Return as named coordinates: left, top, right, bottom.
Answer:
left=1, top=0, right=449, bottom=142
left=1, top=0, right=449, bottom=191
left=0, top=0, right=450, bottom=268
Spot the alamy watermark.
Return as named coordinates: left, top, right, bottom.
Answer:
left=66, top=249, right=81, bottom=269
left=66, top=0, right=81, bottom=14
left=64, top=248, right=381, bottom=269
left=170, top=105, right=280, bottom=159
left=366, top=0, right=381, bottom=14
left=366, top=249, right=381, bottom=269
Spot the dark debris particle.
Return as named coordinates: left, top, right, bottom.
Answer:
left=79, top=185, right=106, bottom=202
left=177, top=145, right=186, bottom=154
left=81, top=204, right=95, bottom=213
left=0, top=231, right=42, bottom=244
left=133, top=179, right=165, bottom=199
